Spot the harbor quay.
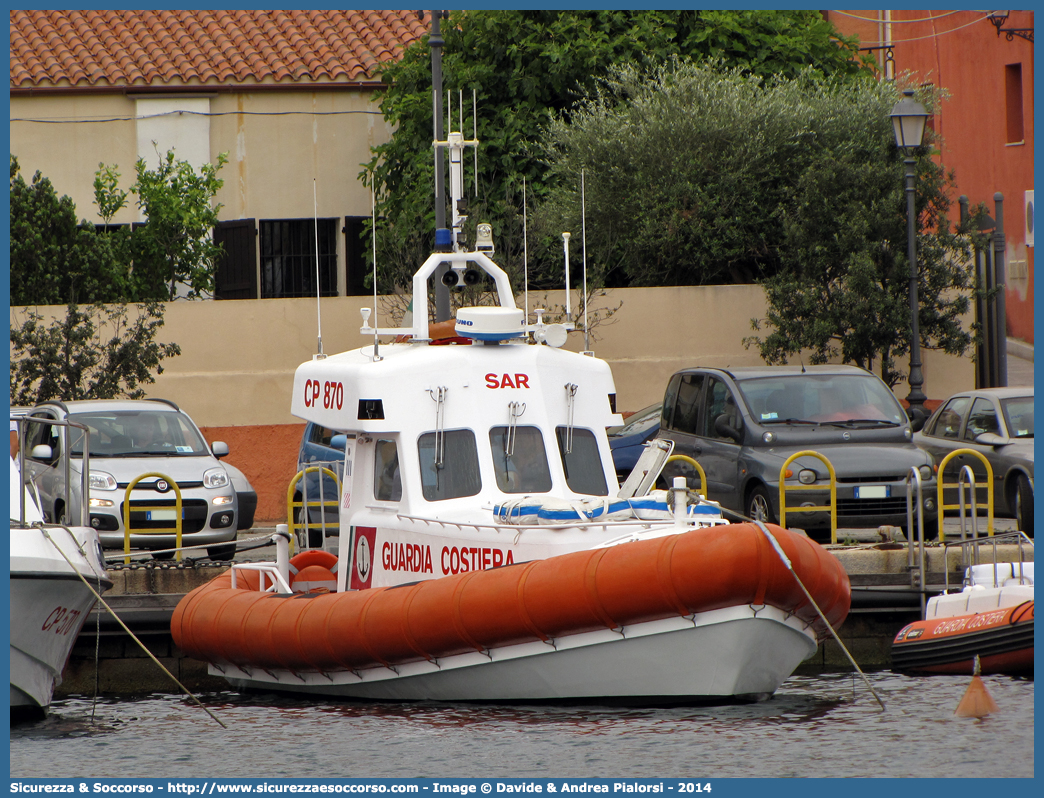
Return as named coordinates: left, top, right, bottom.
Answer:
left=56, top=517, right=1030, bottom=698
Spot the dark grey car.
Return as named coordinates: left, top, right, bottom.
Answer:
left=656, top=365, right=937, bottom=540
left=913, top=387, right=1033, bottom=536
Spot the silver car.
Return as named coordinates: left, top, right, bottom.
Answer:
left=914, top=387, right=1034, bottom=536
left=21, top=399, right=240, bottom=560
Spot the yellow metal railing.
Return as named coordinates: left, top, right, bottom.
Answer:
left=664, top=454, right=708, bottom=498
left=122, top=472, right=183, bottom=564
left=779, top=450, right=838, bottom=543
left=287, top=466, right=342, bottom=553
left=937, top=448, right=995, bottom=540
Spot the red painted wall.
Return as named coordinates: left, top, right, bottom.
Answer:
left=201, top=424, right=305, bottom=524
left=829, top=10, right=1034, bottom=343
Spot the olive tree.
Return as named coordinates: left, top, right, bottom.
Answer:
left=10, top=302, right=181, bottom=404
left=363, top=10, right=871, bottom=293
left=538, top=61, right=977, bottom=386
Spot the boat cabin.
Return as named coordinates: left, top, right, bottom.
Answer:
left=291, top=306, right=623, bottom=527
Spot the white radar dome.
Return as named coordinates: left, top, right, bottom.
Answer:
left=455, top=307, right=525, bottom=341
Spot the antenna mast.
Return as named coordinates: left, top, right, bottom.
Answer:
left=429, top=10, right=451, bottom=322
left=435, top=92, right=479, bottom=255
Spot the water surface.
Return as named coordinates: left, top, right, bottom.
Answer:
left=9, top=673, right=1033, bottom=779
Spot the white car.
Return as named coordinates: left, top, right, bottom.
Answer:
left=21, top=399, right=242, bottom=560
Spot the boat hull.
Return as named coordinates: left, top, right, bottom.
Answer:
left=174, top=523, right=850, bottom=702
left=218, top=607, right=816, bottom=703
left=891, top=601, right=1034, bottom=676
left=10, top=526, right=111, bottom=716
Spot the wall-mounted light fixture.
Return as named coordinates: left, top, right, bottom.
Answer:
left=988, top=10, right=1034, bottom=43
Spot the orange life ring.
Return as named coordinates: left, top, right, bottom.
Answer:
left=288, top=549, right=339, bottom=574
left=288, top=550, right=338, bottom=593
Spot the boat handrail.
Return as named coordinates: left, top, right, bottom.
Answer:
left=394, top=511, right=678, bottom=535
left=904, top=466, right=927, bottom=616
left=13, top=416, right=91, bottom=529
left=938, top=529, right=1034, bottom=593
left=231, top=562, right=293, bottom=594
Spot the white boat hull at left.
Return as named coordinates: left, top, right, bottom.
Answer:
left=9, top=525, right=111, bottom=716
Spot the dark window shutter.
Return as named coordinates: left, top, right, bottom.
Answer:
left=214, top=219, right=257, bottom=300
left=344, top=216, right=368, bottom=296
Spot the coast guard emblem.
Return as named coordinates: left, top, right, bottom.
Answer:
left=355, top=534, right=371, bottom=582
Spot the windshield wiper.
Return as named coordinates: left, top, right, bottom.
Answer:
left=825, top=419, right=899, bottom=428
left=761, top=418, right=820, bottom=426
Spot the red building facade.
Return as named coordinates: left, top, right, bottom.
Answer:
left=828, top=9, right=1035, bottom=344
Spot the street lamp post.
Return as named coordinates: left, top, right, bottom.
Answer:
left=890, top=89, right=930, bottom=426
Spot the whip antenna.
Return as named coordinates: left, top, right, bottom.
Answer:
left=472, top=90, right=478, bottom=195
left=523, top=177, right=529, bottom=323
left=582, top=169, right=589, bottom=353
left=371, top=186, right=380, bottom=361
left=562, top=232, right=572, bottom=321
left=313, top=179, right=324, bottom=356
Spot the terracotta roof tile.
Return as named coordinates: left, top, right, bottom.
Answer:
left=10, top=9, right=427, bottom=89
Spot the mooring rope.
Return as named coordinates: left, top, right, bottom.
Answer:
left=42, top=526, right=228, bottom=729
left=753, top=520, right=886, bottom=711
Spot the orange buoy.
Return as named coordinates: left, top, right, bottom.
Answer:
left=955, top=656, right=999, bottom=718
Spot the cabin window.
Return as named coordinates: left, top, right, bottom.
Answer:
left=373, top=439, right=402, bottom=502
left=418, top=429, right=481, bottom=501
left=489, top=426, right=552, bottom=494
left=555, top=427, right=608, bottom=496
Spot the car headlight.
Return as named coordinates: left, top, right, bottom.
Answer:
left=204, top=467, right=230, bottom=489
left=89, top=471, right=117, bottom=490
left=798, top=469, right=817, bottom=485
left=919, top=465, right=933, bottom=481
left=89, top=498, right=114, bottom=508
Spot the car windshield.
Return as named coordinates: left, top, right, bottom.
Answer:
left=68, top=411, right=210, bottom=457
left=1001, top=396, right=1034, bottom=438
left=607, top=404, right=661, bottom=437
left=736, top=374, right=906, bottom=426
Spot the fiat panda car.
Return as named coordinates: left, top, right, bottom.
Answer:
left=21, top=399, right=240, bottom=560
left=655, top=365, right=938, bottom=540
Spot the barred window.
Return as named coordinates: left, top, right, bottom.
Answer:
left=260, top=218, right=337, bottom=299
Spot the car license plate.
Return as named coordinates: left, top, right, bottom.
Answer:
left=146, top=509, right=177, bottom=521
left=855, top=485, right=889, bottom=499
